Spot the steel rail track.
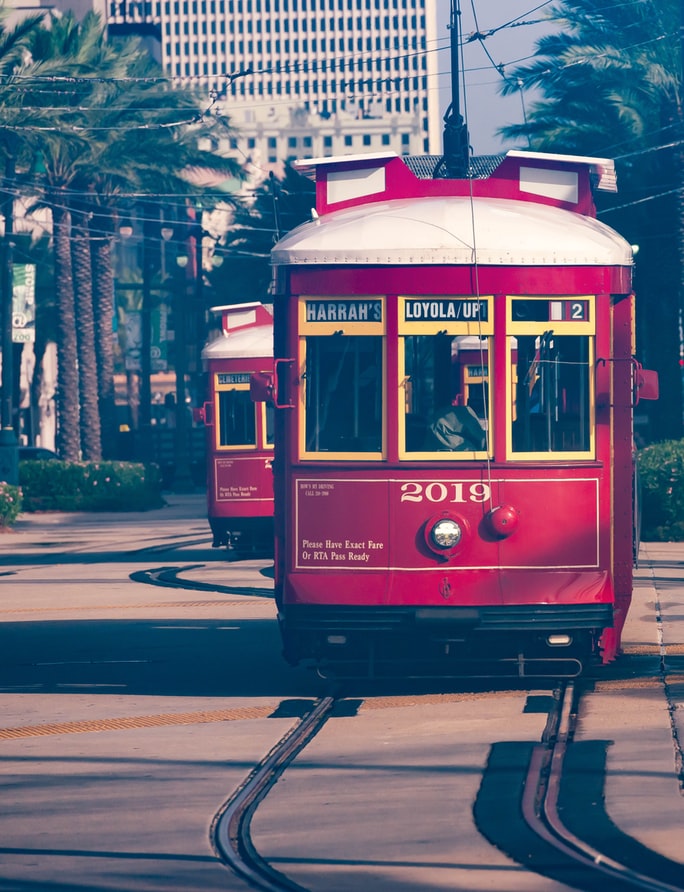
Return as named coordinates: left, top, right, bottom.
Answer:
left=524, top=682, right=684, bottom=892
left=131, top=564, right=274, bottom=597
left=211, top=694, right=337, bottom=892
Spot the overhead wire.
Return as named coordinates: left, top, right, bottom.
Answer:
left=0, top=3, right=678, bottom=216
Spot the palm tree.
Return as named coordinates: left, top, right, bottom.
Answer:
left=24, top=11, right=246, bottom=461
left=499, top=0, right=682, bottom=442
left=207, top=164, right=316, bottom=305
left=0, top=9, right=45, bottom=476
left=90, top=201, right=118, bottom=457
left=21, top=11, right=132, bottom=459
left=85, top=46, right=246, bottom=466
left=71, top=199, right=101, bottom=459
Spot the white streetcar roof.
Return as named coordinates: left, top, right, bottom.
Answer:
left=272, top=195, right=632, bottom=267
left=201, top=323, right=273, bottom=359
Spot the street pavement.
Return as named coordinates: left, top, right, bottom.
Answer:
left=0, top=495, right=683, bottom=890
left=0, top=493, right=308, bottom=891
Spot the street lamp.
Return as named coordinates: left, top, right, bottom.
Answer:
left=171, top=245, right=195, bottom=491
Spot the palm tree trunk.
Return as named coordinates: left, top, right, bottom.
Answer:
left=28, top=331, right=47, bottom=446
left=52, top=202, right=81, bottom=461
left=90, top=207, right=118, bottom=459
left=71, top=205, right=102, bottom=460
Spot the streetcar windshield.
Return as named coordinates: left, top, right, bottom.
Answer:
left=303, top=334, right=383, bottom=453
left=510, top=332, right=591, bottom=453
left=403, top=334, right=489, bottom=455
left=217, top=389, right=257, bottom=447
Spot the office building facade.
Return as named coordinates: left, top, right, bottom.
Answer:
left=106, top=0, right=442, bottom=166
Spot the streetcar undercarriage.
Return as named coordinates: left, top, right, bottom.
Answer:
left=209, top=516, right=273, bottom=552
left=279, top=604, right=610, bottom=679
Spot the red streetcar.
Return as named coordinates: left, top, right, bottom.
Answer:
left=257, top=148, right=658, bottom=678
left=199, top=302, right=274, bottom=552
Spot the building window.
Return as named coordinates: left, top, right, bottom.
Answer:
left=344, top=135, right=353, bottom=146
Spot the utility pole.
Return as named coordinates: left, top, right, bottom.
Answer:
left=679, top=0, right=684, bottom=430
left=0, top=155, right=18, bottom=484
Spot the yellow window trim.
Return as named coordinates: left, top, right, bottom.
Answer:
left=507, top=448, right=596, bottom=461
left=507, top=295, right=595, bottom=335
left=214, top=380, right=267, bottom=452
left=398, top=295, right=494, bottom=335
left=504, top=324, right=596, bottom=459
left=399, top=448, right=491, bottom=461
left=215, top=372, right=252, bottom=387
left=299, top=449, right=385, bottom=461
left=298, top=319, right=387, bottom=460
left=298, top=295, right=385, bottom=335
left=397, top=336, right=493, bottom=461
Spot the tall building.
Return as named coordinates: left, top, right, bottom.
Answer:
left=105, top=0, right=443, bottom=168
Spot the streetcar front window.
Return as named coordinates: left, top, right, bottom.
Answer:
left=510, top=332, right=592, bottom=453
left=304, top=334, right=383, bottom=453
left=217, top=389, right=257, bottom=447
left=403, top=334, right=490, bottom=455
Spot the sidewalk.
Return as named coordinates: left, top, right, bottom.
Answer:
left=573, top=541, right=684, bottom=869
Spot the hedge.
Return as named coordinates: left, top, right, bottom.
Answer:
left=638, top=439, right=684, bottom=541
left=0, top=482, right=22, bottom=529
left=17, top=460, right=164, bottom=513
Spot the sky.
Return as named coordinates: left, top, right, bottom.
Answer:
left=434, top=1, right=557, bottom=154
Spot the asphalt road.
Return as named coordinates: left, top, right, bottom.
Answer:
left=0, top=496, right=683, bottom=892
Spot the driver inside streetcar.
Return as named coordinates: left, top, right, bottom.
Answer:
left=424, top=401, right=486, bottom=452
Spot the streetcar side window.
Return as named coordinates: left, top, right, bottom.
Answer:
left=303, top=334, right=383, bottom=454
left=510, top=332, right=592, bottom=454
left=403, top=334, right=490, bottom=455
left=217, top=389, right=257, bottom=447
left=265, top=404, right=275, bottom=446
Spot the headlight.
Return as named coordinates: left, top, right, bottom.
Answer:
left=430, top=518, right=462, bottom=549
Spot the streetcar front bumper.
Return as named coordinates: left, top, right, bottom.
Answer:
left=278, top=603, right=613, bottom=677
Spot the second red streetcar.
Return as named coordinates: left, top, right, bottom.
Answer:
left=199, top=302, right=274, bottom=552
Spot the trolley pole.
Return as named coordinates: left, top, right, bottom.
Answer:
left=0, top=154, right=18, bottom=485
left=441, top=0, right=470, bottom=178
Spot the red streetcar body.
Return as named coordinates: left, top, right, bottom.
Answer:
left=267, top=151, right=654, bottom=677
left=200, top=302, right=274, bottom=551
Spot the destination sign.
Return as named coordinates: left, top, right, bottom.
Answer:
left=217, top=373, right=251, bottom=385
left=552, top=300, right=589, bottom=321
left=512, top=299, right=590, bottom=323
left=404, top=299, right=488, bottom=322
left=305, top=300, right=382, bottom=323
